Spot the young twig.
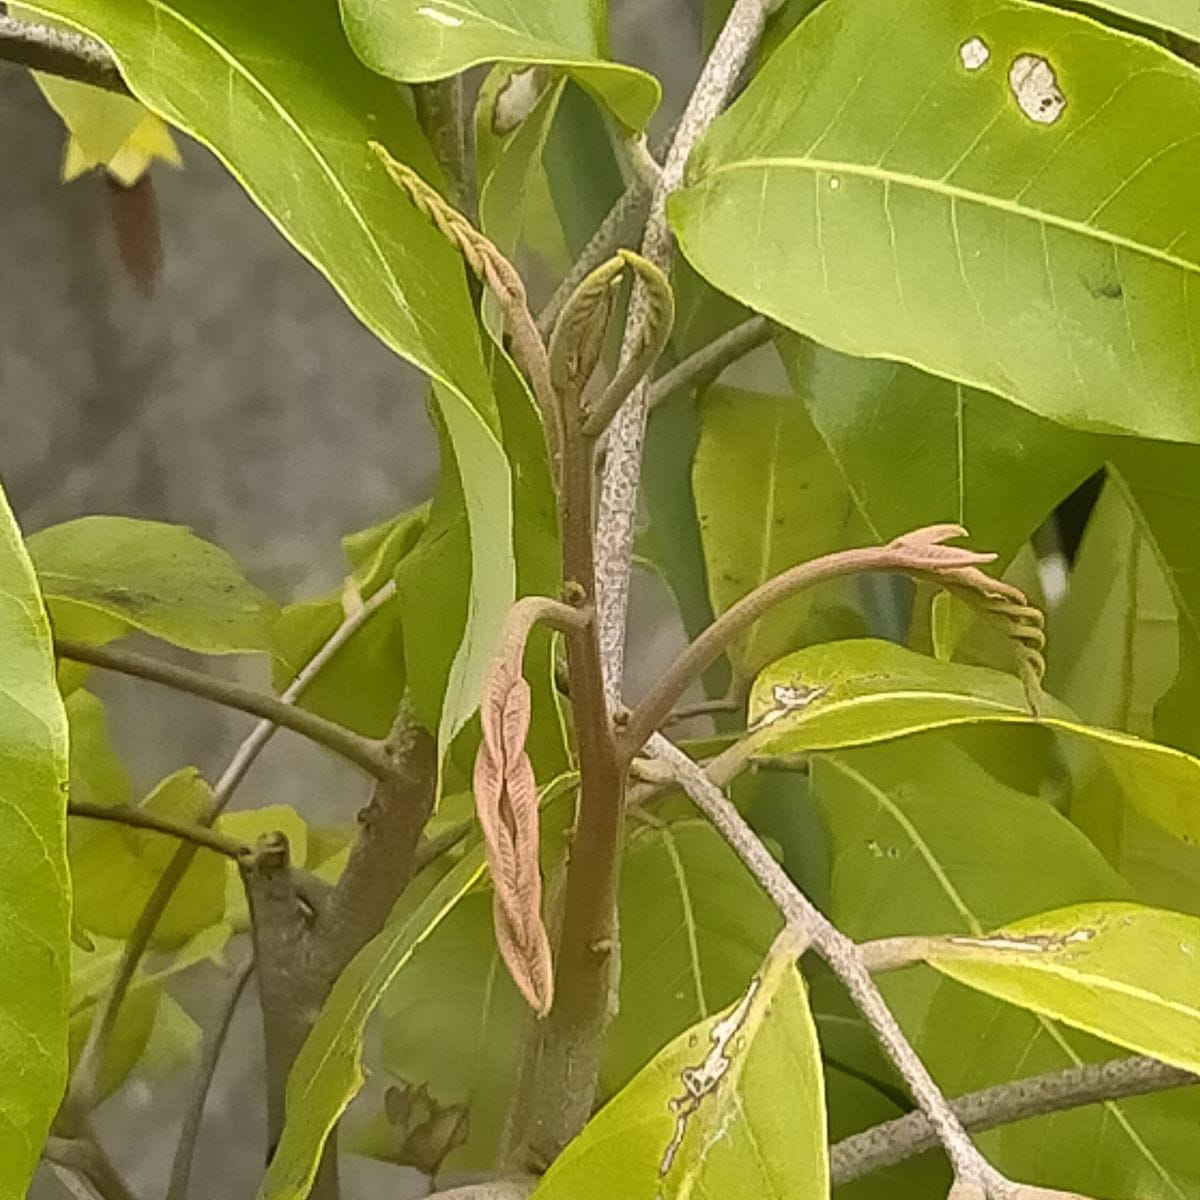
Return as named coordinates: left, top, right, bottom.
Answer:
left=166, top=955, right=255, bottom=1200
left=42, top=1129, right=137, bottom=1200
left=0, top=14, right=126, bottom=92
left=648, top=314, right=773, bottom=410
left=830, top=1053, right=1196, bottom=1185
left=55, top=638, right=390, bottom=778
left=646, top=733, right=1044, bottom=1196
left=594, top=0, right=773, bottom=704
left=620, top=525, right=1045, bottom=756
left=68, top=800, right=250, bottom=861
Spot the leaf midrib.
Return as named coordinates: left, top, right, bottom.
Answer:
left=695, top=157, right=1200, bottom=279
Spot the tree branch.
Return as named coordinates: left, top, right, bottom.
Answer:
left=0, top=14, right=127, bottom=92
left=166, top=955, right=255, bottom=1200
left=56, top=638, right=390, bottom=779
left=594, top=0, right=772, bottom=705
left=830, top=1055, right=1197, bottom=1184
left=620, top=527, right=1044, bottom=756
left=646, top=733, right=1026, bottom=1194
left=648, top=315, right=773, bottom=410
left=62, top=584, right=398, bottom=1118
left=68, top=799, right=249, bottom=861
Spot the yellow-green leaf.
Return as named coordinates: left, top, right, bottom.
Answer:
left=70, top=767, right=226, bottom=948
left=533, top=937, right=828, bottom=1199
left=0, top=486, right=71, bottom=1197
left=921, top=902, right=1200, bottom=1075
left=29, top=515, right=278, bottom=654
left=670, top=0, right=1200, bottom=441
left=745, top=638, right=1200, bottom=846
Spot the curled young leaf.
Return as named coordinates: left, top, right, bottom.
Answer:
left=547, top=254, right=626, bottom=407
left=474, top=656, right=554, bottom=1016
left=582, top=249, right=675, bottom=436
left=889, top=525, right=1045, bottom=710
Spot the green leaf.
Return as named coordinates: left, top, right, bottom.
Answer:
left=603, top=819, right=783, bottom=1094
left=1107, top=441, right=1200, bottom=756
left=28, top=516, right=277, bottom=654
left=0, top=487, right=71, bottom=1197
left=694, top=385, right=869, bottom=680
left=1075, top=0, right=1200, bottom=39
left=338, top=0, right=660, bottom=131
left=70, top=767, right=226, bottom=948
left=258, top=847, right=486, bottom=1200
left=670, top=0, right=1200, bottom=442
left=25, top=0, right=517, bottom=762
left=919, top=901, right=1200, bottom=1074
left=271, top=505, right=428, bottom=738
left=813, top=736, right=1200, bottom=1196
left=476, top=69, right=567, bottom=274
left=1046, top=480, right=1178, bottom=739
left=65, top=689, right=131, bottom=811
left=780, top=334, right=1103, bottom=564
left=747, top=637, right=1200, bottom=845
left=532, top=938, right=828, bottom=1199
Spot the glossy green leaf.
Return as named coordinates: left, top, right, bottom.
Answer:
left=746, top=637, right=1200, bottom=845
left=813, top=736, right=1200, bottom=1196
left=670, top=0, right=1200, bottom=442
left=258, top=846, right=486, bottom=1200
left=26, top=0, right=517, bottom=762
left=533, top=938, right=828, bottom=1199
left=694, top=385, right=869, bottom=680
left=604, top=819, right=783, bottom=1093
left=0, top=487, right=71, bottom=1197
left=921, top=902, right=1200, bottom=1073
left=780, top=334, right=1103, bottom=565
left=1047, top=480, right=1178, bottom=739
left=338, top=0, right=660, bottom=131
left=27, top=515, right=277, bottom=654
left=70, top=767, right=226, bottom=948
left=373, top=815, right=776, bottom=1172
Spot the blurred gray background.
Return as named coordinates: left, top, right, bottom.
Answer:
left=2, top=3, right=702, bottom=1196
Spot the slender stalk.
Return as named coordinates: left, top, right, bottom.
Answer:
left=0, top=14, right=126, bottom=92
left=212, top=580, right=397, bottom=806
left=830, top=1055, right=1197, bottom=1184
left=68, top=800, right=249, bottom=860
left=621, top=534, right=1036, bottom=756
left=166, top=956, right=255, bottom=1200
left=648, top=315, right=773, bottom=410
left=647, top=733, right=1017, bottom=1192
left=42, top=1126, right=137, bottom=1200
left=64, top=587, right=396, bottom=1117
left=56, top=638, right=389, bottom=779
left=594, top=0, right=772, bottom=704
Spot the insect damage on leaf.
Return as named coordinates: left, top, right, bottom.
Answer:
left=959, top=37, right=990, bottom=72
left=1009, top=54, right=1066, bottom=125
left=948, top=929, right=1096, bottom=953
left=659, top=975, right=761, bottom=1176
left=416, top=5, right=463, bottom=27
left=748, top=682, right=830, bottom=732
